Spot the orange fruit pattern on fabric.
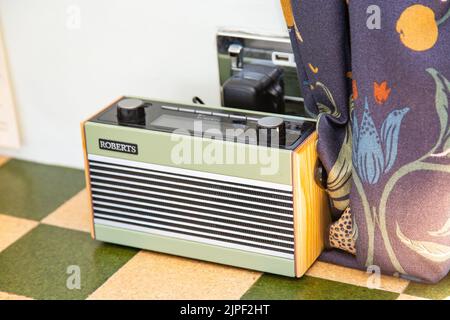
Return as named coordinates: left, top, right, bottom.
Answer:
left=396, top=4, right=439, bottom=51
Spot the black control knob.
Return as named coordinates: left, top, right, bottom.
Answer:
left=314, top=159, right=328, bottom=189
left=117, top=98, right=146, bottom=125
left=257, top=116, right=286, bottom=147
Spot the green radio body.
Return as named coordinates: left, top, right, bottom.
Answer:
left=82, top=97, right=330, bottom=277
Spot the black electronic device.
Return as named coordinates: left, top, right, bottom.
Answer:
left=222, top=64, right=285, bottom=114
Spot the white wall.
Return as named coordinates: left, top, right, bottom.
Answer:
left=0, top=0, right=287, bottom=168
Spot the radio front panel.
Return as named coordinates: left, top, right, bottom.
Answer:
left=89, top=155, right=295, bottom=260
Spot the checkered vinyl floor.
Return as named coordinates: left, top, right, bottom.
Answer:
left=0, top=156, right=448, bottom=300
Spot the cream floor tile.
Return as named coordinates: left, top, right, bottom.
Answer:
left=0, top=292, right=33, bottom=300
left=0, top=156, right=10, bottom=167
left=306, top=261, right=409, bottom=293
left=0, top=214, right=38, bottom=253
left=88, top=251, right=262, bottom=300
left=41, top=189, right=91, bottom=233
left=397, top=294, right=429, bottom=300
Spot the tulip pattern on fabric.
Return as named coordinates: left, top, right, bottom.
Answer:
left=374, top=81, right=392, bottom=104
left=352, top=98, right=409, bottom=185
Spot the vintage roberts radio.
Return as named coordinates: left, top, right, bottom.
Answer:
left=81, top=97, right=330, bottom=277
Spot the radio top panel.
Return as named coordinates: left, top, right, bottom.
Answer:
left=89, top=97, right=315, bottom=150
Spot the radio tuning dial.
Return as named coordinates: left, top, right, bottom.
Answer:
left=117, top=98, right=146, bottom=125
left=257, top=116, right=286, bottom=147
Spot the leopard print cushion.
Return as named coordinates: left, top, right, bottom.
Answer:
left=328, top=207, right=357, bottom=255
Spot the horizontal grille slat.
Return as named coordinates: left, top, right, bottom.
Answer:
left=92, top=199, right=293, bottom=228
left=95, top=218, right=294, bottom=257
left=93, top=207, right=294, bottom=240
left=91, top=190, right=293, bottom=221
left=93, top=204, right=293, bottom=235
left=89, top=162, right=293, bottom=199
left=90, top=182, right=293, bottom=214
left=94, top=212, right=294, bottom=245
left=90, top=174, right=293, bottom=207
left=88, top=155, right=295, bottom=259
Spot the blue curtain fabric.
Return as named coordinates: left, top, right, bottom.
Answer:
left=282, top=0, right=450, bottom=283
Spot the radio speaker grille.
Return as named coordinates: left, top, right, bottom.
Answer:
left=88, top=155, right=295, bottom=259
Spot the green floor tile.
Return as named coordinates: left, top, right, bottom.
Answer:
left=0, top=159, right=85, bottom=220
left=404, top=273, right=450, bottom=300
left=0, top=224, right=138, bottom=300
left=241, top=274, right=399, bottom=300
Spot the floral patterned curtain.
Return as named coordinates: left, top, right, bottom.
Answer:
left=281, top=0, right=450, bottom=283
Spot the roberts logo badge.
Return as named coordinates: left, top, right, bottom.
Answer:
left=99, top=139, right=138, bottom=155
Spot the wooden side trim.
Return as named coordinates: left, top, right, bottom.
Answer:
left=81, top=121, right=95, bottom=239
left=280, top=0, right=294, bottom=28
left=292, top=132, right=331, bottom=277
left=80, top=96, right=124, bottom=239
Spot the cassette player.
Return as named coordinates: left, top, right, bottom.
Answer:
left=81, top=97, right=330, bottom=277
